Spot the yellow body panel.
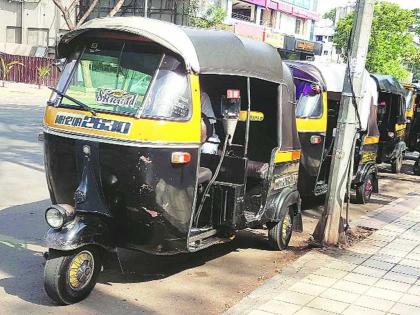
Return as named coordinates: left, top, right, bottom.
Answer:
left=395, top=123, right=406, bottom=132
left=296, top=91, right=327, bottom=133
left=363, top=136, right=379, bottom=145
left=44, top=74, right=202, bottom=144
left=275, top=150, right=301, bottom=163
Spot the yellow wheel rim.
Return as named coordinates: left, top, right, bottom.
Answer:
left=281, top=213, right=292, bottom=242
left=68, top=250, right=95, bottom=291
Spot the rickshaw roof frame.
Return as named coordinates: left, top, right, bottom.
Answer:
left=371, top=74, right=406, bottom=96
left=57, top=16, right=284, bottom=84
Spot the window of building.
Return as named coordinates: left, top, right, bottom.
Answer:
left=27, top=28, right=49, bottom=46
left=295, top=18, right=304, bottom=35
left=328, top=36, right=334, bottom=42
left=315, top=35, right=323, bottom=42
left=232, top=0, right=256, bottom=23
left=323, top=50, right=329, bottom=55
left=6, top=26, right=22, bottom=44
left=260, top=8, right=275, bottom=27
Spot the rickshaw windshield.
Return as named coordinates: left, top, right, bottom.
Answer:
left=52, top=40, right=191, bottom=119
left=296, top=94, right=322, bottom=118
left=405, top=90, right=413, bottom=110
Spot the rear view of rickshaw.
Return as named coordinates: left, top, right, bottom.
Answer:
left=409, top=83, right=420, bottom=175
left=403, top=83, right=416, bottom=148
left=286, top=61, right=379, bottom=204
left=371, top=74, right=407, bottom=173
left=42, top=17, right=302, bottom=304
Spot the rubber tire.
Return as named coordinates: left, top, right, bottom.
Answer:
left=391, top=154, right=403, bottom=174
left=44, top=246, right=101, bottom=305
left=268, top=207, right=293, bottom=251
left=355, top=173, right=374, bottom=204
left=414, top=160, right=420, bottom=176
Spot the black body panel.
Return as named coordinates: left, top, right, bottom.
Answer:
left=44, top=132, right=198, bottom=254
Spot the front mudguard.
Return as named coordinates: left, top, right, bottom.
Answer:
left=390, top=141, right=407, bottom=161
left=45, top=214, right=114, bottom=252
left=264, top=188, right=302, bottom=232
left=353, top=162, right=378, bottom=193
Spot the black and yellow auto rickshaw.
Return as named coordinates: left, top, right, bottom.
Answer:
left=286, top=61, right=380, bottom=204
left=409, top=83, right=420, bottom=174
left=42, top=17, right=302, bottom=304
left=403, top=83, right=416, bottom=148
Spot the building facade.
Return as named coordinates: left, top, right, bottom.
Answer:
left=221, top=0, right=322, bottom=60
left=0, top=0, right=71, bottom=56
left=314, top=2, right=355, bottom=63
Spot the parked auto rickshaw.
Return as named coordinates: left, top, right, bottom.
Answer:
left=42, top=17, right=302, bottom=304
left=371, top=74, right=407, bottom=173
left=409, top=83, right=420, bottom=175
left=403, top=83, right=416, bottom=148
left=286, top=61, right=379, bottom=204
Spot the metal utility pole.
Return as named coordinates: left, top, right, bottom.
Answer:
left=319, top=0, right=375, bottom=245
left=144, top=0, right=148, bottom=17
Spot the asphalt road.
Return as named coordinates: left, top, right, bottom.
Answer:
left=1, top=85, right=420, bottom=315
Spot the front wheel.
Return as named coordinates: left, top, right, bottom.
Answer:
left=391, top=154, right=403, bottom=174
left=355, top=173, right=374, bottom=204
left=268, top=207, right=293, bottom=250
left=44, top=246, right=102, bottom=305
left=414, top=159, right=420, bottom=176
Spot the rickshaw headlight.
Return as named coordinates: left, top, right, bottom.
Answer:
left=388, top=131, right=395, bottom=138
left=45, top=207, right=64, bottom=229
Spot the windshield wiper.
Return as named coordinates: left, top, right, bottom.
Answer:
left=48, top=87, right=97, bottom=116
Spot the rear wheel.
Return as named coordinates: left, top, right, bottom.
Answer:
left=268, top=207, right=293, bottom=250
left=414, top=159, right=420, bottom=176
left=391, top=154, right=403, bottom=174
left=44, top=246, right=101, bottom=305
left=355, top=173, right=374, bottom=204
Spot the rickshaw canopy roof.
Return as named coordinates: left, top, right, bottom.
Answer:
left=286, top=61, right=377, bottom=131
left=57, top=16, right=284, bottom=84
left=371, top=74, right=406, bottom=96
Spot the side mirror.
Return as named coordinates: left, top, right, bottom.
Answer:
left=53, top=58, right=66, bottom=72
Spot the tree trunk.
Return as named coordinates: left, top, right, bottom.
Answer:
left=76, top=0, right=99, bottom=28
left=108, top=0, right=125, bottom=17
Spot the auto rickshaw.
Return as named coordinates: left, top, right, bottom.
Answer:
left=409, top=83, right=420, bottom=174
left=286, top=61, right=380, bottom=204
left=42, top=16, right=302, bottom=304
left=371, top=74, right=407, bottom=173
left=403, top=83, right=416, bottom=148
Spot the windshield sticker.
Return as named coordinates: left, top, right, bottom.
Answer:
left=54, top=112, right=131, bottom=134
left=96, top=89, right=139, bottom=108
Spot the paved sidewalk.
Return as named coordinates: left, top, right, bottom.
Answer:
left=226, top=193, right=420, bottom=315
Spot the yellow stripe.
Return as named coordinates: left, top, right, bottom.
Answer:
left=275, top=150, right=301, bottom=163
left=395, top=124, right=406, bottom=132
left=364, top=136, right=379, bottom=145
left=44, top=74, right=201, bottom=144
left=296, top=91, right=327, bottom=133
left=406, top=108, right=414, bottom=119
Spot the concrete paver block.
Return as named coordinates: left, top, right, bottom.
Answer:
left=326, top=261, right=358, bottom=272
left=289, top=282, right=327, bottom=296
left=273, top=290, right=315, bottom=306
left=342, top=305, right=385, bottom=315
left=383, top=271, right=419, bottom=284
left=352, top=265, right=388, bottom=278
left=302, top=274, right=337, bottom=288
left=365, top=286, right=404, bottom=301
left=362, top=258, right=395, bottom=271
left=399, top=293, right=420, bottom=307
left=313, top=267, right=348, bottom=280
left=407, top=285, right=420, bottom=296
left=399, top=258, right=420, bottom=269
left=391, top=264, right=420, bottom=277
left=319, top=288, right=359, bottom=304
left=332, top=279, right=370, bottom=294
left=343, top=272, right=379, bottom=285
left=369, top=254, right=401, bottom=264
left=353, top=295, right=395, bottom=312
left=247, top=310, right=273, bottom=315
left=259, top=299, right=301, bottom=315
left=374, top=278, right=411, bottom=292
left=389, top=302, right=420, bottom=315
left=294, top=307, right=335, bottom=315
left=307, top=297, right=349, bottom=313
